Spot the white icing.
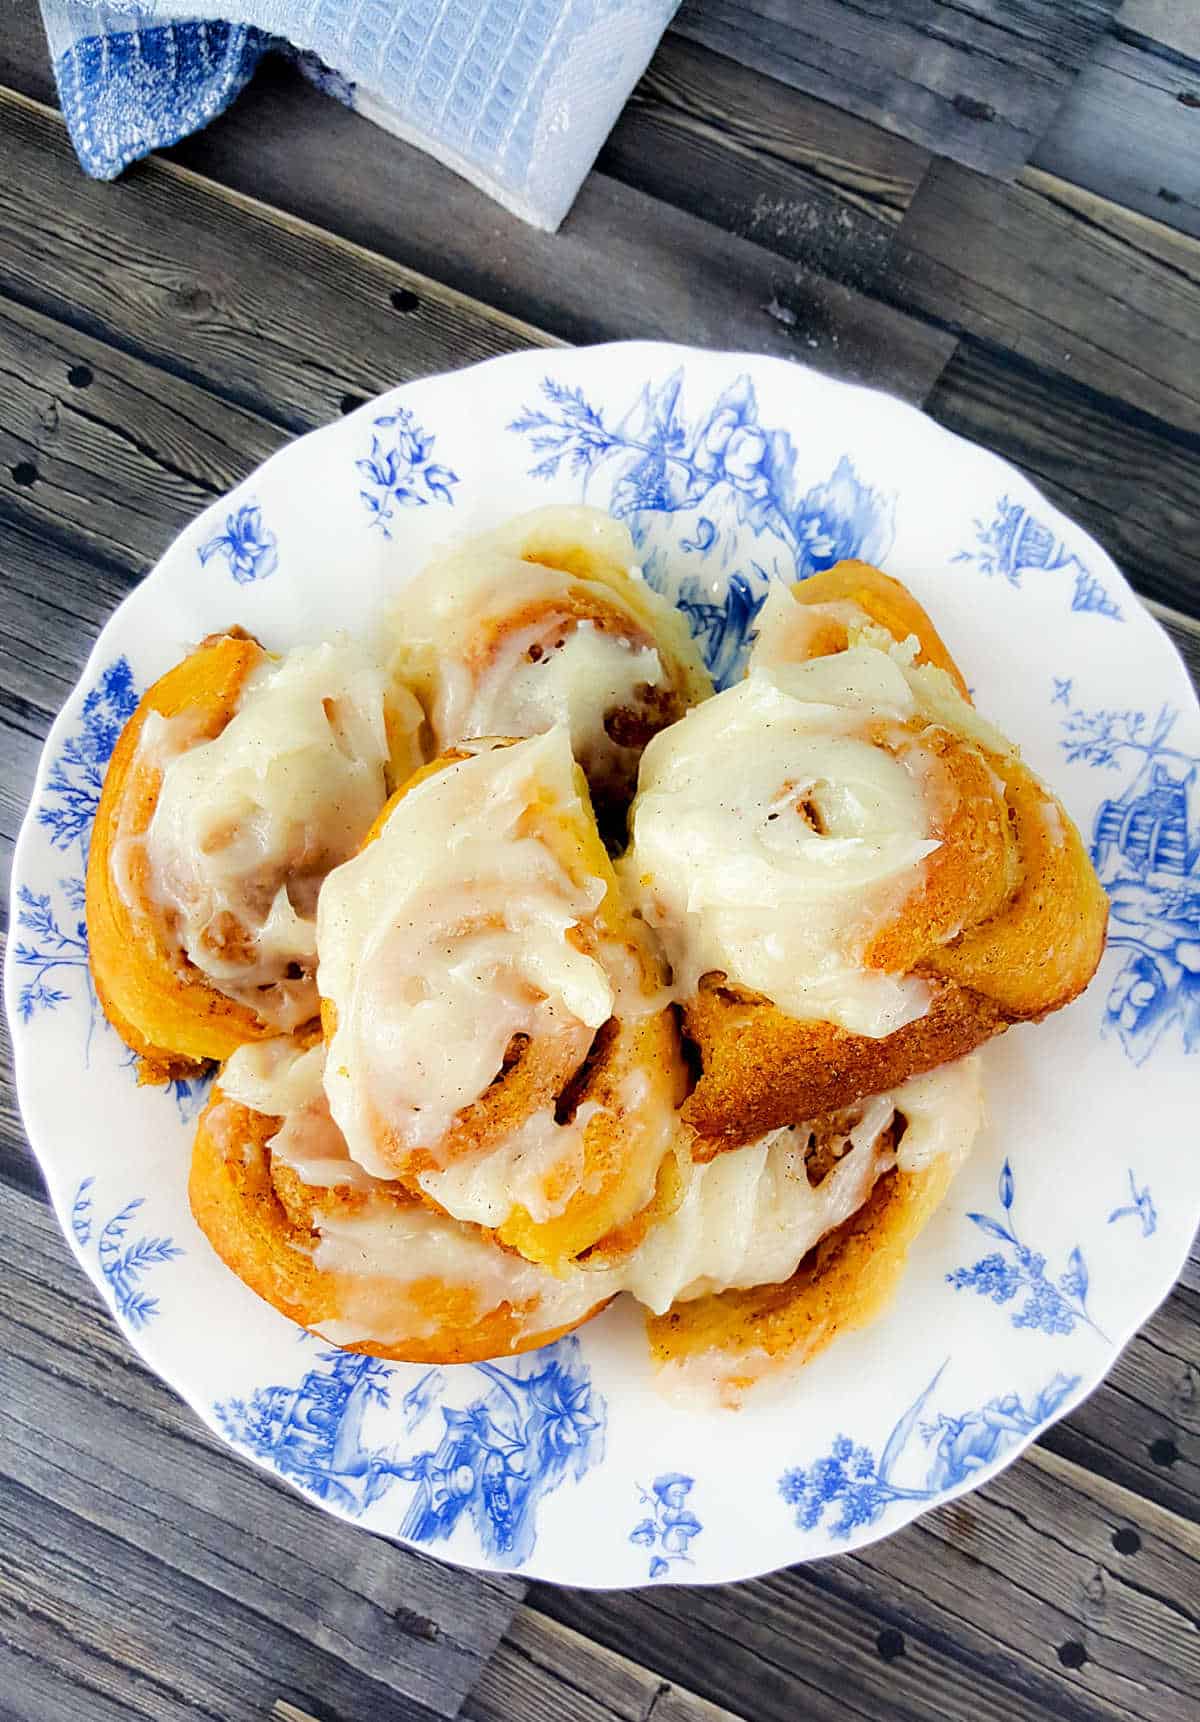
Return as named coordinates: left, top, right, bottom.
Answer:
left=394, top=507, right=673, bottom=802
left=417, top=1102, right=602, bottom=1226
left=622, top=1093, right=897, bottom=1312
left=220, top=1037, right=623, bottom=1344
left=226, top=1040, right=981, bottom=1347
left=622, top=650, right=941, bottom=1035
left=621, top=1058, right=981, bottom=1311
left=138, top=640, right=407, bottom=1029
left=318, top=729, right=617, bottom=1177
left=308, top=1201, right=613, bottom=1341
left=221, top=1037, right=377, bottom=1189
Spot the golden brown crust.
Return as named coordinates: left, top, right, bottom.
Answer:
left=188, top=1088, right=611, bottom=1363
left=644, top=1152, right=961, bottom=1403
left=682, top=979, right=1006, bottom=1147
left=85, top=632, right=277, bottom=1082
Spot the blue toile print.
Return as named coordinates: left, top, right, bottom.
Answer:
left=954, top=496, right=1121, bottom=620
left=71, top=1177, right=184, bottom=1329
left=215, top=1335, right=603, bottom=1566
left=779, top=1363, right=1080, bottom=1539
left=1058, top=688, right=1200, bottom=1063
left=509, top=371, right=895, bottom=687
left=947, top=1159, right=1108, bottom=1339
left=199, top=501, right=278, bottom=583
left=358, top=407, right=458, bottom=537
left=1108, top=1170, right=1157, bottom=1237
left=629, top=1472, right=703, bottom=1580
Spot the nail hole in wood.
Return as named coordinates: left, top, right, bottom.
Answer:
left=390, top=287, right=420, bottom=313
left=1149, top=1436, right=1178, bottom=1466
left=875, top=1628, right=905, bottom=1662
left=340, top=392, right=366, bottom=415
left=1112, top=1527, right=1140, bottom=1555
left=67, top=363, right=94, bottom=388
left=1057, top=1641, right=1087, bottom=1670
left=11, top=460, right=37, bottom=487
left=952, top=93, right=995, bottom=122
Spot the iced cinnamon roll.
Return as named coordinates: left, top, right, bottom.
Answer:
left=640, top=1058, right=984, bottom=1405
left=317, top=727, right=687, bottom=1269
left=621, top=567, right=1107, bottom=1146
left=87, top=632, right=421, bottom=1080
left=392, top=506, right=711, bottom=830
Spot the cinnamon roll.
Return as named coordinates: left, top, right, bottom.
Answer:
left=87, top=631, right=421, bottom=1080
left=392, top=505, right=712, bottom=831
left=621, top=567, right=1108, bottom=1146
left=317, top=727, right=687, bottom=1269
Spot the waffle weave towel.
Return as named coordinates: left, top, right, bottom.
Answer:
left=38, top=1, right=678, bottom=229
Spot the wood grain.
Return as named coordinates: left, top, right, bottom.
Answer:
left=463, top=1606, right=746, bottom=1722
left=0, top=291, right=283, bottom=575
left=1118, top=0, right=1200, bottom=58
left=887, top=158, right=1200, bottom=437
left=1033, top=28, right=1200, bottom=238
left=532, top=1427, right=1199, bottom=1722
left=601, top=35, right=931, bottom=290
left=0, top=89, right=553, bottom=439
left=671, top=0, right=1122, bottom=177
left=0, top=1180, right=524, bottom=1722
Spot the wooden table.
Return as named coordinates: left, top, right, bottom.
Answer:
left=2, top=5, right=1198, bottom=1719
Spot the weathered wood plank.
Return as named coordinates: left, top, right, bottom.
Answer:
left=0, top=13, right=955, bottom=405
left=0, top=1179, right=523, bottom=1722
left=0, top=82, right=954, bottom=421
left=888, top=158, right=1200, bottom=437
left=671, top=0, right=1122, bottom=179
left=1119, top=0, right=1199, bottom=58
left=0, top=87, right=553, bottom=439
left=463, top=1606, right=746, bottom=1722
left=601, top=34, right=931, bottom=290
left=532, top=1418, right=1200, bottom=1722
left=1033, top=29, right=1200, bottom=239
left=922, top=337, right=1200, bottom=617
left=165, top=71, right=955, bottom=402
left=0, top=290, right=284, bottom=575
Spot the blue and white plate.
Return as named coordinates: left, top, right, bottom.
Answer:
left=7, top=343, right=1199, bottom=1587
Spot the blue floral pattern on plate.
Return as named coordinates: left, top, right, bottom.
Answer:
left=1108, top=1171, right=1157, bottom=1237
left=357, top=407, right=458, bottom=536
left=199, top=501, right=278, bottom=583
left=947, top=1159, right=1107, bottom=1340
left=1058, top=686, right=1200, bottom=1062
left=215, top=1335, right=602, bottom=1567
left=71, top=1178, right=183, bottom=1328
left=630, top=1472, right=703, bottom=1580
left=954, top=496, right=1121, bottom=619
left=779, top=1364, right=1080, bottom=1539
left=510, top=371, right=895, bottom=686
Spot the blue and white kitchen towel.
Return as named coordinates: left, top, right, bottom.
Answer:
left=39, top=1, right=678, bottom=229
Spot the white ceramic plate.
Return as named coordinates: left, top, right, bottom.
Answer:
left=7, top=343, right=1199, bottom=1588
